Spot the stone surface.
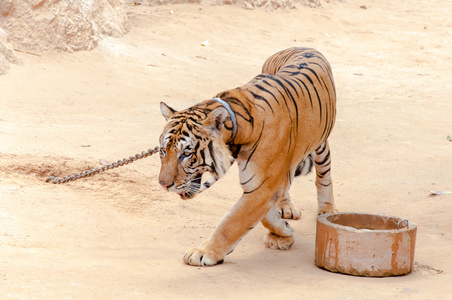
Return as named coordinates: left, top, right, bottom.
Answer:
left=0, top=27, right=22, bottom=75
left=141, top=0, right=344, bottom=10
left=0, top=0, right=130, bottom=53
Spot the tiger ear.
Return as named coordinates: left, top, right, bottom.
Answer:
left=160, top=102, right=177, bottom=121
left=205, top=106, right=229, bottom=132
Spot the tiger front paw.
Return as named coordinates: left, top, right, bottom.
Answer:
left=183, top=247, right=225, bottom=267
left=264, top=232, right=295, bottom=250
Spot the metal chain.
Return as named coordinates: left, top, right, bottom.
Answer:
left=46, top=146, right=160, bottom=184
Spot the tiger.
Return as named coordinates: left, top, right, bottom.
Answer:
left=158, top=47, right=337, bottom=266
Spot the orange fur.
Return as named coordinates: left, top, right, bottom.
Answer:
left=159, top=47, right=337, bottom=266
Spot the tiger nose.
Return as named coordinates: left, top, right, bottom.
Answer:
left=159, top=181, right=173, bottom=189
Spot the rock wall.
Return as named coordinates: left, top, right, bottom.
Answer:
left=144, top=0, right=342, bottom=10
left=0, top=0, right=130, bottom=53
left=0, top=27, right=21, bottom=75
left=0, top=0, right=130, bottom=74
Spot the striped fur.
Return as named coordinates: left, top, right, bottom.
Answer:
left=158, top=47, right=337, bottom=266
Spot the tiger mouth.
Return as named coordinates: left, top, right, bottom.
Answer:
left=177, top=173, right=202, bottom=200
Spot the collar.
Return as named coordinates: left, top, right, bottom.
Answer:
left=212, top=97, right=237, bottom=143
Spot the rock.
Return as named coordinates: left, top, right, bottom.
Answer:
left=0, top=27, right=22, bottom=75
left=91, top=0, right=131, bottom=38
left=0, top=0, right=130, bottom=53
left=140, top=0, right=343, bottom=10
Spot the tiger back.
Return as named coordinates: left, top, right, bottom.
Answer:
left=158, top=47, right=337, bottom=266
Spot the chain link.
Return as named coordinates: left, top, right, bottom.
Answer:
left=46, top=146, right=160, bottom=184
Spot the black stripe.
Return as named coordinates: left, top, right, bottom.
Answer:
left=310, top=61, right=328, bottom=74
left=207, top=141, right=217, bottom=175
left=262, top=77, right=289, bottom=107
left=316, top=150, right=331, bottom=166
left=229, top=144, right=242, bottom=158
left=317, top=168, right=330, bottom=178
left=304, top=66, right=323, bottom=84
left=279, top=77, right=300, bottom=130
left=243, top=177, right=269, bottom=194
left=243, top=123, right=264, bottom=171
left=255, top=84, right=278, bottom=103
left=249, top=91, right=274, bottom=114
left=200, top=148, right=206, bottom=163
left=287, top=171, right=293, bottom=184
left=316, top=143, right=326, bottom=154
left=240, top=174, right=255, bottom=186
left=300, top=73, right=322, bottom=119
left=294, top=77, right=313, bottom=107
left=221, top=95, right=254, bottom=127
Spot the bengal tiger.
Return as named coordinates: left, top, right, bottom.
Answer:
left=158, top=47, right=337, bottom=266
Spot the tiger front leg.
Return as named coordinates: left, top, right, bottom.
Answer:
left=183, top=191, right=274, bottom=266
left=183, top=243, right=226, bottom=267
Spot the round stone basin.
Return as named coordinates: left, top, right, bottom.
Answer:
left=315, top=212, right=417, bottom=277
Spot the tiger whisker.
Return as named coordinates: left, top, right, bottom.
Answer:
left=177, top=174, right=220, bottom=199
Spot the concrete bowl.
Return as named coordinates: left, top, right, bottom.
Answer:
left=315, top=212, right=417, bottom=277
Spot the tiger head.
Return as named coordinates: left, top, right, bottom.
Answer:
left=158, top=101, right=234, bottom=199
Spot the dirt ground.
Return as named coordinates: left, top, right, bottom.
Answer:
left=1, top=0, right=451, bottom=298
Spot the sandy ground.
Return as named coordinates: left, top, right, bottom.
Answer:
left=1, top=0, right=452, bottom=298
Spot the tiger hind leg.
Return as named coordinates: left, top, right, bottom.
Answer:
left=262, top=205, right=295, bottom=250
left=276, top=154, right=314, bottom=220
left=295, top=153, right=314, bottom=177
left=313, top=140, right=337, bottom=215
